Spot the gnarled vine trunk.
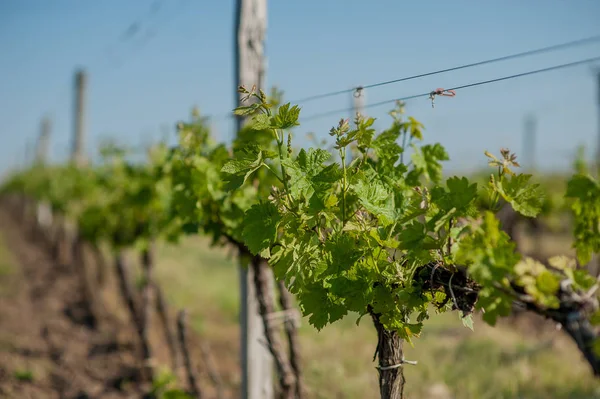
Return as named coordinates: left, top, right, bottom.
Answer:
left=277, top=280, right=304, bottom=398
left=71, top=232, right=99, bottom=329
left=115, top=251, right=140, bottom=325
left=51, top=216, right=68, bottom=265
left=562, top=318, right=600, bottom=375
left=154, top=283, right=181, bottom=371
left=177, top=309, right=203, bottom=399
left=115, top=250, right=152, bottom=380
left=139, top=245, right=155, bottom=381
left=91, top=243, right=107, bottom=287
left=371, top=311, right=405, bottom=399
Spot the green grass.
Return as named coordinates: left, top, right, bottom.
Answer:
left=156, top=235, right=600, bottom=399
left=13, top=368, right=34, bottom=382
left=155, top=238, right=240, bottom=336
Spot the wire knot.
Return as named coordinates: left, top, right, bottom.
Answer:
left=376, top=358, right=418, bottom=370
left=265, top=308, right=301, bottom=328
left=429, top=87, right=456, bottom=108
left=354, top=86, right=364, bottom=98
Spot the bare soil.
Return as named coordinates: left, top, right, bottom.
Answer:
left=0, top=208, right=153, bottom=398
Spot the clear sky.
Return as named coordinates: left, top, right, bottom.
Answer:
left=1, top=0, right=599, bottom=175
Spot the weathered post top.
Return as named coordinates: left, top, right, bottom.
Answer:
left=235, top=0, right=267, bottom=132
left=72, top=68, right=87, bottom=167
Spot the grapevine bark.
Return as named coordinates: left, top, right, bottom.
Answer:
left=177, top=309, right=203, bottom=399
left=199, top=340, right=225, bottom=399
left=154, top=283, right=181, bottom=371
left=277, top=280, right=304, bottom=398
left=370, top=310, right=405, bottom=399
left=420, top=261, right=600, bottom=376
left=140, top=245, right=155, bottom=381
left=114, top=251, right=141, bottom=326
left=71, top=233, right=99, bottom=329
left=114, top=250, right=152, bottom=379
left=91, top=243, right=107, bottom=287
left=517, top=285, right=600, bottom=375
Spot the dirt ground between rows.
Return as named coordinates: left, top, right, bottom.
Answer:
left=0, top=209, right=237, bottom=399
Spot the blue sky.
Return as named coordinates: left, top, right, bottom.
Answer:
left=1, top=0, right=600, bottom=175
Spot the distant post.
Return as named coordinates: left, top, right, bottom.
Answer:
left=348, top=86, right=365, bottom=162
left=234, top=1, right=274, bottom=399
left=36, top=116, right=51, bottom=165
left=35, top=116, right=53, bottom=230
left=523, top=114, right=536, bottom=172
left=72, top=69, right=87, bottom=166
left=24, top=140, right=34, bottom=168
left=353, top=86, right=365, bottom=119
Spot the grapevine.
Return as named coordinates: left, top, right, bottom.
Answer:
left=221, top=86, right=600, bottom=398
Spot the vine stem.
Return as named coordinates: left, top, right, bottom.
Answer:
left=274, top=127, right=295, bottom=209
left=263, top=163, right=284, bottom=183
left=277, top=136, right=289, bottom=192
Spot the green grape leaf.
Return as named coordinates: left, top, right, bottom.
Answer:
left=515, top=259, right=561, bottom=309
left=404, top=117, right=425, bottom=141
left=355, top=116, right=377, bottom=149
left=271, top=103, right=301, bottom=130
left=241, top=201, right=281, bottom=258
left=233, top=103, right=261, bottom=116
left=493, top=174, right=544, bottom=217
left=565, top=174, right=600, bottom=265
left=249, top=113, right=272, bottom=131
left=590, top=310, right=600, bottom=326
left=371, top=126, right=402, bottom=168
left=325, top=233, right=364, bottom=273
left=282, top=148, right=334, bottom=200
left=459, top=311, right=474, bottom=331
left=476, top=287, right=513, bottom=326
left=547, top=255, right=576, bottom=270
left=455, top=211, right=520, bottom=286
left=411, top=143, right=449, bottom=184
left=430, top=176, right=478, bottom=217
left=350, top=175, right=395, bottom=226
left=565, top=174, right=598, bottom=199
left=536, top=270, right=560, bottom=296
left=221, top=144, right=272, bottom=191
left=298, top=284, right=348, bottom=330
left=328, top=275, right=372, bottom=314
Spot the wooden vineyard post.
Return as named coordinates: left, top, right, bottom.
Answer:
left=235, top=0, right=274, bottom=398
left=35, top=117, right=53, bottom=245
left=36, top=117, right=51, bottom=165
left=72, top=68, right=87, bottom=167
left=353, top=85, right=365, bottom=118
